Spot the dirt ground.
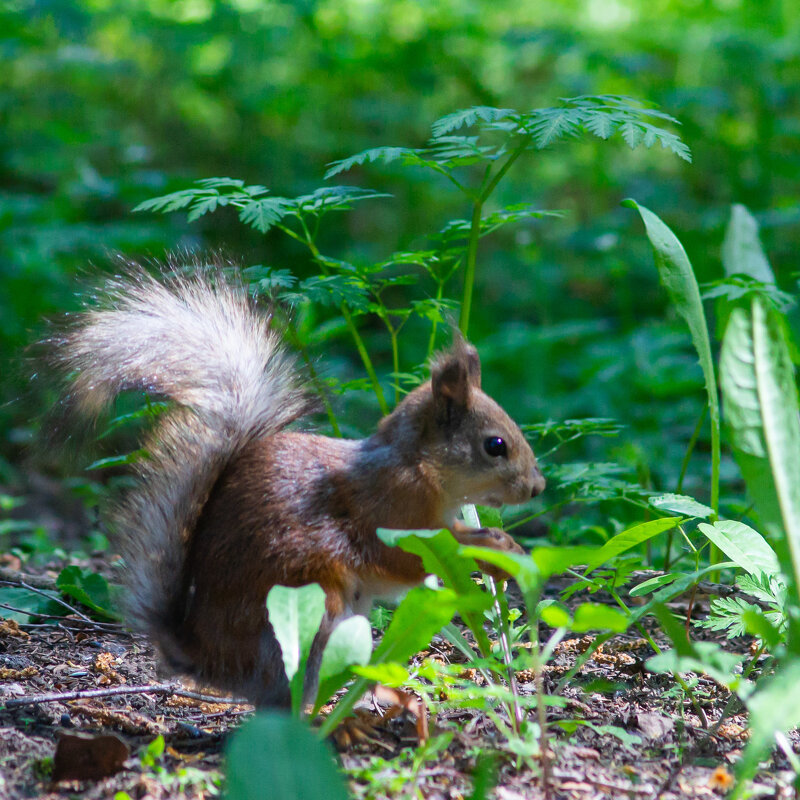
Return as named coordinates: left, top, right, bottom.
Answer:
left=0, top=560, right=795, bottom=800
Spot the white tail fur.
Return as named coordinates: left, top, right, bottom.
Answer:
left=52, top=263, right=313, bottom=655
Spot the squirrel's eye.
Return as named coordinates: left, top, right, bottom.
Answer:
left=483, top=436, right=507, bottom=458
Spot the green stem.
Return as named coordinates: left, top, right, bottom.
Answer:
left=426, top=282, right=445, bottom=359
left=709, top=403, right=721, bottom=579
left=285, top=318, right=342, bottom=437
left=665, top=407, right=708, bottom=570
left=459, top=139, right=532, bottom=336
left=459, top=199, right=484, bottom=337
left=390, top=328, right=400, bottom=407
left=301, top=230, right=389, bottom=415
left=340, top=303, right=389, bottom=415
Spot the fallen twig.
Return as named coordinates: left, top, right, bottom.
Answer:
left=5, top=682, right=250, bottom=709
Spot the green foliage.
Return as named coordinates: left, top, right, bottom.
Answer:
left=55, top=566, right=120, bottom=622
left=226, top=713, right=350, bottom=800
left=625, top=199, right=721, bottom=518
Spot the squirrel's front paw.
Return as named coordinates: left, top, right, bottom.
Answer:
left=463, top=527, right=523, bottom=581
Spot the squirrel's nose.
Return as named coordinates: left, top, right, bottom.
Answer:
left=530, top=466, right=546, bottom=497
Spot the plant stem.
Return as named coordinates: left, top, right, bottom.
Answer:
left=459, top=200, right=484, bottom=336
left=426, top=282, right=445, bottom=359
left=390, top=328, right=400, bottom=407
left=664, top=407, right=708, bottom=571
left=284, top=317, right=342, bottom=436
left=459, top=138, right=531, bottom=336
left=299, top=229, right=389, bottom=415
left=486, top=574, right=523, bottom=733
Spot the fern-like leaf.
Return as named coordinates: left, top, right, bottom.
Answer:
left=324, top=147, right=419, bottom=179
left=238, top=197, right=293, bottom=233
left=430, top=106, right=515, bottom=138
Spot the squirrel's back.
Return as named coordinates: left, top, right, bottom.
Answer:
left=51, top=262, right=315, bottom=666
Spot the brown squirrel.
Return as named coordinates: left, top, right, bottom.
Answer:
left=52, top=264, right=545, bottom=707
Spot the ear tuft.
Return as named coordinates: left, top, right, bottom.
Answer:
left=430, top=334, right=482, bottom=425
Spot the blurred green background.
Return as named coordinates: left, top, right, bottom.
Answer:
left=2, top=0, right=799, bottom=526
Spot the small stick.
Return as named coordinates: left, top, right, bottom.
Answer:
left=5, top=682, right=250, bottom=709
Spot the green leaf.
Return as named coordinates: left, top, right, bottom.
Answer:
left=533, top=546, right=601, bottom=578
left=266, top=584, right=326, bottom=714
left=734, top=663, right=800, bottom=796
left=720, top=298, right=800, bottom=627
left=539, top=603, right=571, bottom=628
left=377, top=528, right=492, bottom=651
left=226, top=712, right=350, bottom=800
left=625, top=199, right=719, bottom=513
left=457, top=546, right=540, bottom=594
left=722, top=204, right=775, bottom=284
left=430, top=106, right=515, bottom=138
left=0, top=586, right=61, bottom=624
left=649, top=493, right=714, bottom=519
left=324, top=147, right=420, bottom=179
left=696, top=520, right=779, bottom=577
left=741, top=609, right=782, bottom=649
left=371, top=586, right=459, bottom=665
left=56, top=566, right=120, bottom=621
left=629, top=573, right=679, bottom=597
left=351, top=663, right=409, bottom=686
left=584, top=518, right=682, bottom=573
left=571, top=603, right=629, bottom=633
left=237, top=197, right=292, bottom=233
left=646, top=641, right=742, bottom=688
left=314, top=615, right=372, bottom=713
left=87, top=449, right=149, bottom=471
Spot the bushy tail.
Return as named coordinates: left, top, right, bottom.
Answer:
left=52, top=262, right=314, bottom=656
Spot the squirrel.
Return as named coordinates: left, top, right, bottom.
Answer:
left=50, top=262, right=545, bottom=707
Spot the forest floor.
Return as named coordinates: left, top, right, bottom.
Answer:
left=0, top=556, right=795, bottom=800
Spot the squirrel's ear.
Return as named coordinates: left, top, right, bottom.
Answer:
left=431, top=339, right=481, bottom=425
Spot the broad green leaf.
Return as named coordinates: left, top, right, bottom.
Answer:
left=649, top=493, right=714, bottom=519
left=227, top=712, right=349, bottom=800
left=266, top=584, right=326, bottom=713
left=539, top=603, right=571, bottom=628
left=371, top=586, right=459, bottom=665
left=741, top=609, right=782, bottom=649
left=534, top=546, right=602, bottom=578
left=318, top=586, right=458, bottom=737
left=721, top=298, right=800, bottom=624
left=722, top=204, right=775, bottom=284
left=697, top=520, right=779, bottom=577
left=734, top=663, right=800, bottom=797
left=351, top=663, right=410, bottom=687
left=571, top=603, right=629, bottom=633
left=56, top=566, right=120, bottom=621
left=457, top=546, right=539, bottom=593
left=314, top=615, right=372, bottom=713
left=629, top=573, right=679, bottom=597
left=0, top=586, right=61, bottom=624
left=625, top=200, right=720, bottom=515
left=377, top=528, right=492, bottom=651
left=584, top=518, right=682, bottom=573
